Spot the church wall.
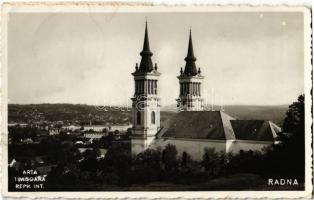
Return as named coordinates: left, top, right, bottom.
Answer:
left=131, top=136, right=155, bottom=157
left=227, top=140, right=273, bottom=154
left=153, top=138, right=226, bottom=161
left=143, top=101, right=160, bottom=137
left=149, top=138, right=274, bottom=160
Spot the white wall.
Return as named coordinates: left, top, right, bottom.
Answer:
left=84, top=126, right=107, bottom=132
left=131, top=136, right=155, bottom=157
left=153, top=138, right=226, bottom=160
left=227, top=140, right=272, bottom=154
left=84, top=133, right=107, bottom=139
left=150, top=138, right=274, bottom=160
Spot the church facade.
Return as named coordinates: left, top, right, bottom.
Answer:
left=131, top=23, right=281, bottom=160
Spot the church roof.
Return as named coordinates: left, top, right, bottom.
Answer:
left=138, top=21, right=154, bottom=73
left=159, top=111, right=280, bottom=142
left=183, top=29, right=198, bottom=76
left=230, top=120, right=280, bottom=141
left=160, top=111, right=235, bottom=140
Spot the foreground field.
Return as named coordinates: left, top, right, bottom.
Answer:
left=46, top=173, right=304, bottom=191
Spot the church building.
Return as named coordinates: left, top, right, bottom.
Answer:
left=131, top=22, right=281, bottom=160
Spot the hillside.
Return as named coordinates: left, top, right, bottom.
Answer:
left=162, top=104, right=288, bottom=126
left=222, top=105, right=288, bottom=126
left=8, top=104, right=288, bottom=126
left=8, top=104, right=131, bottom=125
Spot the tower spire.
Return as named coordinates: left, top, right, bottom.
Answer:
left=183, top=28, right=198, bottom=76
left=131, top=19, right=161, bottom=156
left=139, top=20, right=154, bottom=72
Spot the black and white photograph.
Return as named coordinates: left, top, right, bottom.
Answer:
left=1, top=3, right=312, bottom=199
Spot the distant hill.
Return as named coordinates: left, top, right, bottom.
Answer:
left=8, top=103, right=288, bottom=126
left=8, top=104, right=132, bottom=125
left=222, top=105, right=288, bottom=126
left=160, top=104, right=288, bottom=126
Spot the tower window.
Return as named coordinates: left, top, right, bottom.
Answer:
left=148, top=80, right=151, bottom=94
left=151, top=111, right=155, bottom=124
left=154, top=80, right=157, bottom=94
left=187, top=83, right=190, bottom=94
left=137, top=111, right=141, bottom=125
left=135, top=80, right=139, bottom=94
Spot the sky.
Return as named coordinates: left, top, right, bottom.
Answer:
left=8, top=12, right=304, bottom=106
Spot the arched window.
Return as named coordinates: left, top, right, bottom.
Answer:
left=151, top=111, right=155, bottom=124
left=137, top=111, right=141, bottom=125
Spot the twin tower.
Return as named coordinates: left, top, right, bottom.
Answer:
left=131, top=22, right=204, bottom=155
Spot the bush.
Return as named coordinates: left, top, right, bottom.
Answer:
left=162, top=144, right=178, bottom=170
left=132, top=148, right=164, bottom=184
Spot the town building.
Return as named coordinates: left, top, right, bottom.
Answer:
left=84, top=132, right=108, bottom=139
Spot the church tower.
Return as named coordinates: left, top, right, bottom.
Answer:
left=131, top=21, right=161, bottom=156
left=177, top=29, right=204, bottom=111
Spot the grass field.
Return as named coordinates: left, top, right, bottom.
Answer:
left=45, top=173, right=304, bottom=191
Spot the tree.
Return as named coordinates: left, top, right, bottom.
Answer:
left=136, top=148, right=162, bottom=168
left=162, top=144, right=178, bottom=170
left=79, top=148, right=100, bottom=172
left=104, top=144, right=131, bottom=185
left=264, top=94, right=305, bottom=178
left=282, top=94, right=305, bottom=147
left=202, top=148, right=221, bottom=177
left=99, top=133, right=115, bottom=148
left=132, top=148, right=163, bottom=184
left=114, top=130, right=120, bottom=135
left=80, top=124, right=84, bottom=131
left=125, top=128, right=132, bottom=139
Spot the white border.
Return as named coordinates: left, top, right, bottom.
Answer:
left=1, top=3, right=312, bottom=199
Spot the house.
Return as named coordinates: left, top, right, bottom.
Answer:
left=97, top=148, right=108, bottom=159
left=49, top=129, right=60, bottom=135
left=21, top=138, right=34, bottom=144
left=83, top=125, right=107, bottom=132
left=82, top=124, right=131, bottom=133
left=78, top=148, right=93, bottom=154
left=61, top=125, right=81, bottom=131
left=84, top=132, right=108, bottom=139
left=8, top=123, right=28, bottom=128
left=110, top=124, right=132, bottom=132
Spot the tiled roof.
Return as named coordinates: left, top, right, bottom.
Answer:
left=159, top=111, right=280, bottom=142
left=230, top=120, right=279, bottom=141
left=160, top=111, right=230, bottom=140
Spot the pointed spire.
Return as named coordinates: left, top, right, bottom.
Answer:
left=142, top=20, right=151, bottom=55
left=139, top=20, right=154, bottom=72
left=187, top=28, right=196, bottom=59
left=183, top=28, right=198, bottom=76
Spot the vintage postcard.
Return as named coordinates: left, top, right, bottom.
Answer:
left=1, top=2, right=312, bottom=199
